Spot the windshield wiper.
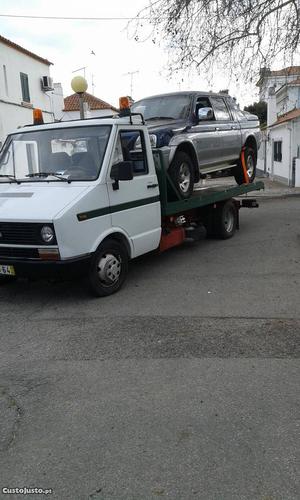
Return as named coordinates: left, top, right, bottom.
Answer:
left=146, top=116, right=175, bottom=121
left=26, top=172, right=71, bottom=183
left=0, top=174, right=21, bottom=184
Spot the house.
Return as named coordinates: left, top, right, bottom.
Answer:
left=62, top=92, right=118, bottom=121
left=257, top=66, right=300, bottom=186
left=0, top=34, right=64, bottom=147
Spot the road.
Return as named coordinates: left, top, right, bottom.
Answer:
left=0, top=197, right=299, bottom=500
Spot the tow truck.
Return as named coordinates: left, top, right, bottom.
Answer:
left=0, top=98, right=264, bottom=296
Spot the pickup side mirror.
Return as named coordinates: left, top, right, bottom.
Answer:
left=110, top=160, right=133, bottom=190
left=197, top=107, right=214, bottom=121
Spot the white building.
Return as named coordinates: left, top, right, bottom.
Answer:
left=257, top=67, right=300, bottom=186
left=0, top=35, right=63, bottom=147
left=62, top=92, right=118, bottom=121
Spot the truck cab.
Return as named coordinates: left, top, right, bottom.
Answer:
left=0, top=112, right=161, bottom=294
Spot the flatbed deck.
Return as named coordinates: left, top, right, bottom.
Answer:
left=153, top=149, right=264, bottom=216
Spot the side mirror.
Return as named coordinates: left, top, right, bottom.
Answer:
left=197, top=107, right=214, bottom=121
left=110, top=160, right=133, bottom=190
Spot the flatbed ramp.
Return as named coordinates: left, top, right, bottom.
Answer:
left=153, top=149, right=264, bottom=216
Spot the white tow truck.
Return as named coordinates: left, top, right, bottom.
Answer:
left=0, top=100, right=264, bottom=296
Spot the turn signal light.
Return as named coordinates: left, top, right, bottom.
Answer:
left=33, top=108, right=44, bottom=125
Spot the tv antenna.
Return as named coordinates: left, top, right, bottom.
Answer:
left=123, top=70, right=139, bottom=97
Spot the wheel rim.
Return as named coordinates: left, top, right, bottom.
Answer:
left=224, top=208, right=234, bottom=233
left=97, top=253, right=121, bottom=285
left=179, top=163, right=191, bottom=193
left=246, top=155, right=254, bottom=178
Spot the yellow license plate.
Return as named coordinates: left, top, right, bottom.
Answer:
left=0, top=265, right=15, bottom=276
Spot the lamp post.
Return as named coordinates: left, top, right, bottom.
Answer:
left=71, top=76, right=88, bottom=119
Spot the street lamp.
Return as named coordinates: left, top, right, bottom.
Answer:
left=71, top=76, right=88, bottom=119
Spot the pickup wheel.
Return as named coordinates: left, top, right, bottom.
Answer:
left=169, top=152, right=195, bottom=199
left=88, top=239, right=128, bottom=297
left=206, top=200, right=238, bottom=239
left=233, top=146, right=256, bottom=184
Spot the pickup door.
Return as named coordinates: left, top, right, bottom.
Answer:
left=209, top=96, right=242, bottom=163
left=107, top=127, right=161, bottom=258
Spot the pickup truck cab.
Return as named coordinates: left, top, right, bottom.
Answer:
left=0, top=103, right=264, bottom=296
left=131, top=91, right=261, bottom=197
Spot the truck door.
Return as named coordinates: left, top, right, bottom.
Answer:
left=209, top=96, right=242, bottom=162
left=107, top=128, right=161, bottom=258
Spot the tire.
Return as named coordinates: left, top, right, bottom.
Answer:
left=233, top=146, right=256, bottom=184
left=168, top=152, right=195, bottom=199
left=207, top=200, right=237, bottom=239
left=88, top=239, right=128, bottom=297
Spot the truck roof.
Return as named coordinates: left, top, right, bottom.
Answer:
left=10, top=115, right=144, bottom=135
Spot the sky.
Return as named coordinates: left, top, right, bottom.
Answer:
left=0, top=0, right=262, bottom=108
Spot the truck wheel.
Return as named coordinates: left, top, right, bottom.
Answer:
left=88, top=239, right=128, bottom=297
left=233, top=146, right=256, bottom=184
left=169, top=152, right=195, bottom=198
left=207, top=200, right=237, bottom=239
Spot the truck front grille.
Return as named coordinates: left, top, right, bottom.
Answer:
left=0, top=222, right=56, bottom=245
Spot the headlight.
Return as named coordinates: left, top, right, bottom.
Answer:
left=149, top=134, right=157, bottom=148
left=41, top=225, right=54, bottom=243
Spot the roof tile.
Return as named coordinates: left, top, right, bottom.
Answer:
left=64, top=92, right=118, bottom=112
left=270, top=108, right=300, bottom=127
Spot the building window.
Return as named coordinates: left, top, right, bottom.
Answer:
left=20, top=72, right=30, bottom=102
left=3, top=65, right=8, bottom=96
left=274, top=141, right=282, bottom=162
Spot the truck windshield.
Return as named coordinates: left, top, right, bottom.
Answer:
left=0, top=125, right=111, bottom=182
left=132, top=94, right=191, bottom=121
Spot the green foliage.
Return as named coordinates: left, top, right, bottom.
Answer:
left=244, top=101, right=267, bottom=125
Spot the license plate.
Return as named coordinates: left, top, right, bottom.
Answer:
left=0, top=265, right=15, bottom=276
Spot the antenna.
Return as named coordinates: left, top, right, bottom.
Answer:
left=91, top=74, right=95, bottom=95
left=123, top=70, right=139, bottom=97
left=72, top=66, right=88, bottom=79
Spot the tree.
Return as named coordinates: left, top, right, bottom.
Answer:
left=244, top=101, right=267, bottom=125
left=132, top=0, right=300, bottom=82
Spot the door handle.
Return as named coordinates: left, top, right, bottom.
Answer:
left=231, top=126, right=237, bottom=129
left=147, top=183, right=159, bottom=188
left=215, top=127, right=220, bottom=131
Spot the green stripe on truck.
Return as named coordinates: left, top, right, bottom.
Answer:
left=77, top=195, right=160, bottom=221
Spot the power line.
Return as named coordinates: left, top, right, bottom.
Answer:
left=0, top=13, right=149, bottom=21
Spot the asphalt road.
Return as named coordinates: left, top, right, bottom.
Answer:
left=0, top=197, right=299, bottom=500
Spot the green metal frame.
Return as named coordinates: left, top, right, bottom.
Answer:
left=152, top=149, right=264, bottom=217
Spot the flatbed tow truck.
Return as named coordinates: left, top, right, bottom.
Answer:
left=0, top=99, right=264, bottom=296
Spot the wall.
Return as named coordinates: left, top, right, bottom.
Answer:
left=61, top=108, right=117, bottom=121
left=296, top=159, right=300, bottom=187
left=0, top=42, right=54, bottom=144
left=267, top=123, right=290, bottom=183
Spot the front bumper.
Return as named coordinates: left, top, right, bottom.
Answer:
left=0, top=254, right=92, bottom=280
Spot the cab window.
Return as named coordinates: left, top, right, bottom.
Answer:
left=210, top=97, right=231, bottom=121
left=112, top=131, right=148, bottom=176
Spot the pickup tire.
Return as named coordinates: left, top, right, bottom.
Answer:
left=169, top=152, right=195, bottom=199
left=88, top=239, right=128, bottom=297
left=206, top=200, right=238, bottom=239
left=233, top=146, right=256, bottom=184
